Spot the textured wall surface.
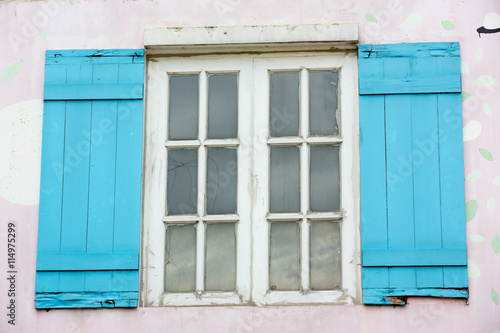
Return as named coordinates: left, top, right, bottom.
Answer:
left=0, top=0, right=499, bottom=332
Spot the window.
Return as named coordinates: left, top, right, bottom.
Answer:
left=142, top=38, right=360, bottom=306
left=34, top=26, right=467, bottom=310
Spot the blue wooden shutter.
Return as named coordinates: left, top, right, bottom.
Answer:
left=359, top=43, right=468, bottom=305
left=35, top=49, right=144, bottom=308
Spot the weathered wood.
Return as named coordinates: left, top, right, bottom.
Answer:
left=358, top=42, right=460, bottom=59
left=35, top=292, right=138, bottom=309
left=363, top=288, right=468, bottom=305
left=46, top=49, right=144, bottom=65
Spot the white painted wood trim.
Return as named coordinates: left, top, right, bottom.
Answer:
left=143, top=56, right=254, bottom=306
left=142, top=52, right=361, bottom=307
left=144, top=24, right=358, bottom=54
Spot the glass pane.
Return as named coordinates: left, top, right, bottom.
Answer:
left=270, top=146, right=300, bottom=213
left=206, top=148, right=237, bottom=214
left=269, top=72, right=300, bottom=137
left=310, top=146, right=340, bottom=212
left=310, top=222, right=341, bottom=290
left=269, top=222, right=300, bottom=290
left=165, top=225, right=196, bottom=292
left=168, top=75, right=199, bottom=140
left=309, top=71, right=339, bottom=136
left=205, top=223, right=236, bottom=291
left=167, top=149, right=198, bottom=215
left=207, top=74, right=238, bottom=139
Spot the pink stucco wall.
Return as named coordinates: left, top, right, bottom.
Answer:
left=1, top=0, right=499, bottom=332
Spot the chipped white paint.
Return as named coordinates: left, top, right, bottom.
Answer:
left=0, top=99, right=43, bottom=205
left=144, top=23, right=358, bottom=54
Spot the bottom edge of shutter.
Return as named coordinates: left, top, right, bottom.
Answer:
left=35, top=291, right=138, bottom=309
left=363, top=288, right=468, bottom=305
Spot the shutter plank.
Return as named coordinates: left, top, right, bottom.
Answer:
left=44, top=83, right=143, bottom=100
left=411, top=56, right=445, bottom=288
left=86, top=64, right=120, bottom=292
left=59, top=100, right=92, bottom=292
left=114, top=99, right=143, bottom=252
left=86, top=100, right=118, bottom=292
left=385, top=93, right=417, bottom=290
left=359, top=75, right=460, bottom=94
left=36, top=101, right=66, bottom=293
left=438, top=93, right=468, bottom=288
left=359, top=95, right=389, bottom=289
left=359, top=56, right=390, bottom=292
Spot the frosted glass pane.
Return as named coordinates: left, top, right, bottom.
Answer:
left=167, top=149, right=198, bottom=215
left=310, top=146, right=340, bottom=212
left=208, top=74, right=238, bottom=139
left=269, top=72, right=300, bottom=137
left=168, top=75, right=198, bottom=140
left=309, top=71, right=339, bottom=136
left=269, top=222, right=300, bottom=290
left=205, top=223, right=236, bottom=291
left=310, top=222, right=341, bottom=290
left=165, top=225, right=196, bottom=292
left=206, top=148, right=237, bottom=214
left=270, top=147, right=300, bottom=213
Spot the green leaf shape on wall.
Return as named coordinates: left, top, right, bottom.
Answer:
left=0, top=61, right=22, bottom=84
left=461, top=61, right=470, bottom=74
left=467, top=258, right=481, bottom=278
left=487, top=197, right=496, bottom=213
left=365, top=13, right=378, bottom=24
left=466, top=170, right=483, bottom=182
left=441, top=21, right=456, bottom=30
left=476, top=47, right=483, bottom=62
left=465, top=200, right=478, bottom=222
left=404, top=12, right=422, bottom=31
left=38, top=28, right=47, bottom=40
left=475, top=75, right=496, bottom=87
left=468, top=234, right=484, bottom=243
left=482, top=103, right=492, bottom=117
left=492, top=289, right=499, bottom=305
left=462, top=91, right=471, bottom=102
left=479, top=148, right=494, bottom=161
left=492, top=234, right=500, bottom=255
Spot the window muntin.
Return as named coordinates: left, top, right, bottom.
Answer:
left=143, top=53, right=359, bottom=306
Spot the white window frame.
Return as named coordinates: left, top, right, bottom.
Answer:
left=141, top=24, right=361, bottom=307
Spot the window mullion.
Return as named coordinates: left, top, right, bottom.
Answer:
left=300, top=68, right=310, bottom=291
left=196, top=71, right=208, bottom=292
